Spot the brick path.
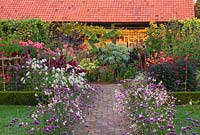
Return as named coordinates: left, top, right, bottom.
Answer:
left=75, top=84, right=128, bottom=135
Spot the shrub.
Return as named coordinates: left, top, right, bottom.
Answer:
left=0, top=19, right=49, bottom=44
left=147, top=58, right=197, bottom=91
left=0, top=91, right=41, bottom=105
left=123, top=62, right=138, bottom=79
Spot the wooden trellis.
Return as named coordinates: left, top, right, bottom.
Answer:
left=117, top=29, right=147, bottom=48
left=0, top=55, right=21, bottom=91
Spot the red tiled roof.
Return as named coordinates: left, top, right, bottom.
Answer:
left=0, top=0, right=194, bottom=22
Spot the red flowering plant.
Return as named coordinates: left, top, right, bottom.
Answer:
left=146, top=51, right=173, bottom=66
left=146, top=51, right=197, bottom=91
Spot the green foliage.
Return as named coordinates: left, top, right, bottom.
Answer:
left=53, top=22, right=121, bottom=36
left=83, top=29, right=99, bottom=52
left=0, top=36, right=22, bottom=55
left=145, top=19, right=200, bottom=63
left=98, top=69, right=115, bottom=83
left=0, top=19, right=49, bottom=44
left=0, top=91, right=41, bottom=105
left=81, top=43, right=131, bottom=82
left=170, top=92, right=200, bottom=105
left=145, top=22, right=165, bottom=55
left=196, top=69, right=200, bottom=81
left=124, top=62, right=138, bottom=79
left=79, top=58, right=99, bottom=72
left=83, top=28, right=117, bottom=54
left=147, top=59, right=197, bottom=91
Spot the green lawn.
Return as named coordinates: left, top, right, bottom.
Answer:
left=0, top=105, right=32, bottom=135
left=0, top=105, right=199, bottom=135
left=176, top=105, right=200, bottom=134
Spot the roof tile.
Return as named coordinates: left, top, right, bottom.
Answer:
left=0, top=0, right=194, bottom=22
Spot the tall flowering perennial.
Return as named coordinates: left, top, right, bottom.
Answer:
left=18, top=58, right=96, bottom=134
left=146, top=51, right=173, bottom=66
left=122, top=76, right=177, bottom=135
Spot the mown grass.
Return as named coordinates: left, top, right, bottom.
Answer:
left=175, top=105, right=200, bottom=134
left=0, top=105, right=33, bottom=135
left=0, top=105, right=199, bottom=134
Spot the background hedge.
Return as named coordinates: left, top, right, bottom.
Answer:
left=0, top=91, right=41, bottom=106
left=0, top=19, right=49, bottom=44
left=170, top=92, right=200, bottom=105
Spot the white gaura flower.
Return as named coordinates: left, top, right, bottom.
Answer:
left=20, top=77, right=24, bottom=82
left=44, top=66, right=48, bottom=71
left=34, top=93, right=38, bottom=97
left=189, top=100, right=192, bottom=105
left=25, top=71, right=30, bottom=76
left=56, top=68, right=60, bottom=72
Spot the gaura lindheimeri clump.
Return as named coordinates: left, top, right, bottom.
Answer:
left=18, top=58, right=96, bottom=134
left=121, top=75, right=177, bottom=135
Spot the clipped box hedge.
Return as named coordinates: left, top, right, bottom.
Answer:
left=0, top=91, right=200, bottom=106
left=0, top=91, right=41, bottom=106
left=170, top=92, right=200, bottom=105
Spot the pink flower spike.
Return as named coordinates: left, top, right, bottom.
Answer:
left=48, top=49, right=56, bottom=55
left=37, top=53, right=41, bottom=58
left=28, top=40, right=33, bottom=45
left=0, top=72, right=3, bottom=77
left=18, top=40, right=23, bottom=45
left=34, top=42, right=43, bottom=49
left=5, top=74, right=11, bottom=80
left=160, top=51, right=164, bottom=56
left=69, top=47, right=74, bottom=52
left=0, top=51, right=4, bottom=55
left=63, top=44, right=68, bottom=48
left=1, top=43, right=5, bottom=46
left=71, top=52, right=76, bottom=59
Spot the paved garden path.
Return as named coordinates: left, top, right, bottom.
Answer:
left=76, top=84, right=129, bottom=135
